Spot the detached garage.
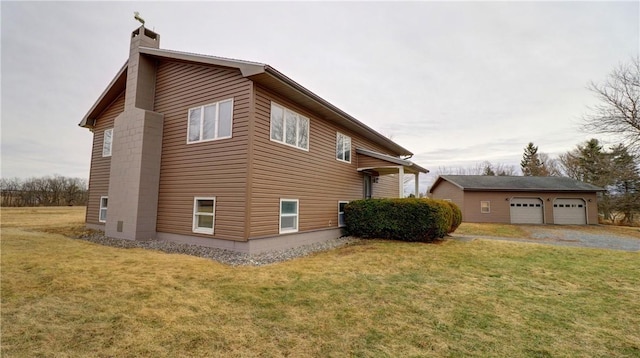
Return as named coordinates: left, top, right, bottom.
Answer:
left=429, top=175, right=604, bottom=225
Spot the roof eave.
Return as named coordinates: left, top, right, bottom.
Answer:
left=138, top=47, right=267, bottom=77
left=80, top=47, right=415, bottom=157
left=260, top=66, right=413, bottom=156
left=79, top=62, right=128, bottom=129
left=356, top=148, right=428, bottom=173
left=462, top=188, right=606, bottom=192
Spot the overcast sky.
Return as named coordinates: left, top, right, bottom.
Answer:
left=2, top=1, right=638, bottom=190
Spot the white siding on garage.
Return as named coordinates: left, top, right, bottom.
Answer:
left=553, top=198, right=587, bottom=224
left=510, top=197, right=544, bottom=224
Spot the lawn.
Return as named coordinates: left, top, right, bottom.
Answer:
left=2, top=207, right=639, bottom=357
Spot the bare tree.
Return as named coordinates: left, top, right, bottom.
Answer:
left=538, top=153, right=562, bottom=176
left=0, top=176, right=88, bottom=207
left=438, top=162, right=519, bottom=176
left=493, top=163, right=518, bottom=176
left=583, top=57, right=640, bottom=153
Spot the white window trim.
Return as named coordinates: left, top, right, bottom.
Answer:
left=481, top=201, right=491, bottom=214
left=338, top=201, right=349, bottom=227
left=102, top=128, right=113, bottom=157
left=270, top=102, right=310, bottom=151
left=187, top=99, right=234, bottom=144
left=193, top=197, right=216, bottom=234
left=279, top=198, right=299, bottom=234
left=99, top=196, right=108, bottom=223
left=336, top=132, right=352, bottom=163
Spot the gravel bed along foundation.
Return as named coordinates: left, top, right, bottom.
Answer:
left=74, top=231, right=360, bottom=266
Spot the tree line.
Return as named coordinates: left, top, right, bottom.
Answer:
left=0, top=175, right=88, bottom=207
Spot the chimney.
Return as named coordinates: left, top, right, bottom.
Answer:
left=125, top=26, right=160, bottom=111
left=105, top=26, right=164, bottom=241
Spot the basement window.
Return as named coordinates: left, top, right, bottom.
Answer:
left=193, top=197, right=216, bottom=234
left=270, top=102, right=309, bottom=151
left=187, top=99, right=233, bottom=143
left=481, top=201, right=491, bottom=214
left=338, top=201, right=349, bottom=227
left=280, top=199, right=299, bottom=233
left=99, top=196, right=108, bottom=222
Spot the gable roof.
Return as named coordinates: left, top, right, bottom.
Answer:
left=80, top=47, right=413, bottom=156
left=428, top=175, right=605, bottom=193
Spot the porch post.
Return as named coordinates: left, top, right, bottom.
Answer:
left=414, top=172, right=419, bottom=197
left=398, top=166, right=404, bottom=198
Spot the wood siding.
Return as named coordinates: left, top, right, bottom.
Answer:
left=462, top=191, right=513, bottom=223
left=250, top=86, right=401, bottom=238
left=357, top=155, right=399, bottom=169
left=154, top=61, right=252, bottom=241
left=85, top=92, right=125, bottom=225
left=374, top=174, right=400, bottom=198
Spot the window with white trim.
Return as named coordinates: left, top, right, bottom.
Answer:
left=99, top=196, right=108, bottom=222
left=279, top=199, right=299, bottom=233
left=187, top=99, right=233, bottom=143
left=270, top=102, right=309, bottom=150
left=102, top=128, right=113, bottom=157
left=336, top=133, right=351, bottom=163
left=338, top=201, right=349, bottom=227
left=193, top=197, right=216, bottom=234
left=481, top=201, right=491, bottom=213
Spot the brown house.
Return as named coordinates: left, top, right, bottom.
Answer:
left=79, top=26, right=427, bottom=253
left=429, top=175, right=604, bottom=225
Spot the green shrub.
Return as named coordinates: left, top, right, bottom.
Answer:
left=440, top=200, right=462, bottom=233
left=343, top=198, right=454, bottom=242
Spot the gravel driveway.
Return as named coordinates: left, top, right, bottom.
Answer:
left=454, top=226, right=640, bottom=252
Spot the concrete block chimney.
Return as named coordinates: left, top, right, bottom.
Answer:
left=106, top=26, right=164, bottom=240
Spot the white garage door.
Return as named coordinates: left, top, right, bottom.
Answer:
left=510, top=198, right=544, bottom=224
left=553, top=199, right=586, bottom=225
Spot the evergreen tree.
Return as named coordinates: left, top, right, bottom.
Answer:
left=558, top=138, right=640, bottom=222
left=609, top=145, right=640, bottom=224
left=520, top=142, right=547, bottom=176
left=482, top=162, right=496, bottom=176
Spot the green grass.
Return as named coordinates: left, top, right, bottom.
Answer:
left=2, top=207, right=640, bottom=357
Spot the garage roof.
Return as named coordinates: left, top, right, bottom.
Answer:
left=429, top=175, right=605, bottom=193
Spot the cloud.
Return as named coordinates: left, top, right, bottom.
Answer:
left=1, top=1, right=638, bottom=182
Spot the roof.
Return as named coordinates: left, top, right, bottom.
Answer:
left=80, top=47, right=412, bottom=156
left=428, top=175, right=605, bottom=193
left=356, top=148, right=428, bottom=174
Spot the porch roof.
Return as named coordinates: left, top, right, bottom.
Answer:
left=355, top=148, right=428, bottom=175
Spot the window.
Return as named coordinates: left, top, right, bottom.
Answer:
left=102, top=128, right=113, bottom=157
left=270, top=102, right=309, bottom=150
left=193, top=197, right=216, bottom=234
left=187, top=99, right=233, bottom=143
left=481, top=201, right=490, bottom=213
left=280, top=199, right=299, bottom=233
left=99, top=196, right=108, bottom=222
left=338, top=201, right=349, bottom=227
left=336, top=133, right=351, bottom=162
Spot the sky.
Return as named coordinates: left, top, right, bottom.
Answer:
left=1, top=1, right=639, bottom=192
